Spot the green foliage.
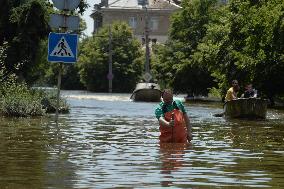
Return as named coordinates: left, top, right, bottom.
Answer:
left=2, top=56, right=53, bottom=118
left=77, top=22, right=144, bottom=92
left=1, top=55, right=69, bottom=117
left=192, top=4, right=233, bottom=94
left=193, top=0, right=284, bottom=101
left=0, top=82, right=70, bottom=117
left=152, top=0, right=217, bottom=95
left=170, top=0, right=218, bottom=50
left=39, top=89, right=69, bottom=114
left=151, top=0, right=284, bottom=102
left=208, top=87, right=222, bottom=98
left=0, top=0, right=88, bottom=86
left=77, top=0, right=90, bottom=15
left=173, top=63, right=216, bottom=96
left=151, top=43, right=177, bottom=88
left=0, top=82, right=45, bottom=117
left=0, top=0, right=51, bottom=85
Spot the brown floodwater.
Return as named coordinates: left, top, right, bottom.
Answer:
left=0, top=91, right=283, bottom=188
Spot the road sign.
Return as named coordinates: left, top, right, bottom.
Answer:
left=48, top=32, right=78, bottom=63
left=49, top=14, right=80, bottom=30
left=107, top=73, right=114, bottom=80
left=52, top=0, right=80, bottom=11
left=143, top=72, right=152, bottom=82
left=50, top=0, right=81, bottom=125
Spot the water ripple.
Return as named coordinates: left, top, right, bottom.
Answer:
left=0, top=92, right=284, bottom=188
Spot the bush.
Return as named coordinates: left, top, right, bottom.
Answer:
left=37, top=88, right=69, bottom=114
left=0, top=83, right=45, bottom=117
left=1, top=42, right=70, bottom=117
left=0, top=83, right=69, bottom=117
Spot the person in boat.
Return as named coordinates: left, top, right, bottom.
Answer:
left=241, top=83, right=257, bottom=98
left=155, top=89, right=192, bottom=143
left=225, top=80, right=240, bottom=102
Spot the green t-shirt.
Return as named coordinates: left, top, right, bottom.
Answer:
left=155, top=100, right=186, bottom=120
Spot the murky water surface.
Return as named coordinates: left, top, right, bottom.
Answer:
left=0, top=91, right=284, bottom=188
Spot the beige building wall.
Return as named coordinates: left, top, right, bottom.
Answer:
left=99, top=9, right=177, bottom=43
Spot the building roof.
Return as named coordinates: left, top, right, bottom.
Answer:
left=102, top=0, right=181, bottom=10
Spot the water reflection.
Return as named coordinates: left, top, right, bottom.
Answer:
left=0, top=91, right=283, bottom=188
left=159, top=143, right=191, bottom=187
left=0, top=117, right=51, bottom=188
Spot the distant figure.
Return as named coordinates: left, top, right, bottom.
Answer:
left=241, top=83, right=257, bottom=98
left=225, top=80, right=239, bottom=102
left=155, top=89, right=192, bottom=143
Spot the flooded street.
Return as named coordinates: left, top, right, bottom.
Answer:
left=0, top=91, right=284, bottom=188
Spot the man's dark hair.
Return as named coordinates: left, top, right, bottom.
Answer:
left=162, top=89, right=172, bottom=97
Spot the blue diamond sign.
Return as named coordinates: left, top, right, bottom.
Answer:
left=48, top=32, right=78, bottom=63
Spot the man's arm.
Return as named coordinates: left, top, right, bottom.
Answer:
left=232, top=92, right=238, bottom=99
left=183, top=113, right=192, bottom=142
left=159, top=117, right=174, bottom=127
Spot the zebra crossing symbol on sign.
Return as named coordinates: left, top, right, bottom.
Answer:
left=51, top=37, right=74, bottom=57
left=48, top=32, right=78, bottom=63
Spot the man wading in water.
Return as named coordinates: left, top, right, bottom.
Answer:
left=155, top=89, right=192, bottom=143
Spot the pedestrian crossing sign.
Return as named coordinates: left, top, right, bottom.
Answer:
left=48, top=32, right=78, bottom=63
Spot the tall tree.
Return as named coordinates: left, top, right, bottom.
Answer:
left=0, top=0, right=89, bottom=85
left=194, top=0, right=284, bottom=102
left=152, top=0, right=217, bottom=95
left=0, top=0, right=51, bottom=84
left=77, top=22, right=144, bottom=92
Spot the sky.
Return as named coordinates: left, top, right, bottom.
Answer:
left=49, top=0, right=99, bottom=36
left=82, top=0, right=100, bottom=36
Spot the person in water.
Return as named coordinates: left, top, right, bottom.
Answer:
left=155, top=89, right=192, bottom=143
left=241, top=83, right=257, bottom=98
left=225, top=80, right=240, bottom=102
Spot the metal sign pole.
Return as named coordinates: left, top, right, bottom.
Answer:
left=49, top=0, right=80, bottom=126
left=55, top=62, right=62, bottom=126
left=55, top=0, right=67, bottom=126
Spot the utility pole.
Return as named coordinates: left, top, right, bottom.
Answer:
left=144, top=6, right=150, bottom=75
left=108, top=25, right=113, bottom=93
left=140, top=0, right=153, bottom=83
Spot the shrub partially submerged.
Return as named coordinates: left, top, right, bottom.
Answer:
left=0, top=83, right=69, bottom=117
left=1, top=87, right=44, bottom=117
left=38, top=88, right=69, bottom=114
left=0, top=43, right=69, bottom=117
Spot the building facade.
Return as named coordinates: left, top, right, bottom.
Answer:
left=91, top=0, right=181, bottom=43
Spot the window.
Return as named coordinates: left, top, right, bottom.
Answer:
left=149, top=17, right=159, bottom=31
left=129, top=17, right=137, bottom=29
